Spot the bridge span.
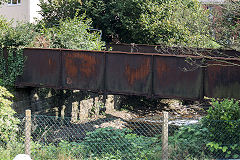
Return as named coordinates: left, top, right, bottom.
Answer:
left=14, top=45, right=240, bottom=100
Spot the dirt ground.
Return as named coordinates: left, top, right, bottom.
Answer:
left=106, top=98, right=209, bottom=120
left=92, top=98, right=210, bottom=130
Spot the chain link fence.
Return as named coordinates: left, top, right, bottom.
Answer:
left=1, top=110, right=239, bottom=160
left=169, top=119, right=240, bottom=160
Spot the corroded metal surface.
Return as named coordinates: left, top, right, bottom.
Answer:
left=15, top=47, right=240, bottom=99
left=16, top=48, right=61, bottom=88
left=205, top=59, right=240, bottom=99
left=106, top=53, right=152, bottom=95
left=153, top=56, right=203, bottom=99
left=62, top=50, right=105, bottom=91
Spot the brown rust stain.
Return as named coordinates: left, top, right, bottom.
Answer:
left=65, top=56, right=78, bottom=78
left=38, top=57, right=57, bottom=76
left=206, top=60, right=240, bottom=95
left=125, top=59, right=150, bottom=85
left=48, top=59, right=52, bottom=65
left=79, top=54, right=97, bottom=77
left=48, top=58, right=57, bottom=71
left=156, top=59, right=169, bottom=79
left=65, top=53, right=97, bottom=79
left=207, top=61, right=224, bottom=87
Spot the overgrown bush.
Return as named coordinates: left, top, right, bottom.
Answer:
left=211, top=1, right=240, bottom=50
left=38, top=0, right=82, bottom=28
left=202, top=99, right=240, bottom=159
left=39, top=0, right=218, bottom=48
left=169, top=99, right=240, bottom=159
left=170, top=124, right=211, bottom=160
left=0, top=17, right=38, bottom=86
left=0, top=86, right=20, bottom=143
left=0, top=141, right=24, bottom=160
left=83, top=127, right=161, bottom=159
left=2, top=127, right=161, bottom=160
left=0, top=13, right=105, bottom=86
left=41, top=14, right=105, bottom=50
left=0, top=86, right=20, bottom=158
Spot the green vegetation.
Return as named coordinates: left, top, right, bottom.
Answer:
left=211, top=1, right=240, bottom=50
left=169, top=124, right=211, bottom=159
left=83, top=127, right=161, bottom=159
left=1, top=0, right=240, bottom=159
left=40, top=14, right=105, bottom=50
left=0, top=14, right=105, bottom=86
left=38, top=0, right=82, bottom=28
left=39, top=0, right=218, bottom=48
left=202, top=99, right=240, bottom=159
left=0, top=86, right=22, bottom=160
left=0, top=98, right=239, bottom=159
left=0, top=18, right=37, bottom=86
left=169, top=99, right=240, bottom=159
left=0, top=86, right=20, bottom=143
left=1, top=127, right=161, bottom=160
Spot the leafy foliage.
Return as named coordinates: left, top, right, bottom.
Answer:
left=211, top=1, right=240, bottom=50
left=38, top=0, right=82, bottom=28
left=0, top=47, right=25, bottom=86
left=169, top=98, right=240, bottom=159
left=39, top=0, right=217, bottom=48
left=202, top=99, right=240, bottom=159
left=0, top=20, right=38, bottom=48
left=83, top=0, right=214, bottom=47
left=82, top=0, right=146, bottom=43
left=0, top=13, right=105, bottom=86
left=0, top=127, right=161, bottom=160
left=83, top=127, right=161, bottom=159
left=0, top=86, right=20, bottom=145
left=170, top=124, right=211, bottom=159
left=0, top=18, right=39, bottom=86
left=41, top=14, right=105, bottom=50
left=138, top=0, right=218, bottom=48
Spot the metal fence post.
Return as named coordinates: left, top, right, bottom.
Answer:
left=162, top=111, right=168, bottom=160
left=25, top=109, right=31, bottom=156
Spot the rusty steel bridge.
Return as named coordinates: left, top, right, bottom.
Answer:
left=12, top=44, right=240, bottom=100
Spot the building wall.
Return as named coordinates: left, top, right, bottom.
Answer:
left=0, top=0, right=30, bottom=25
left=30, top=0, right=41, bottom=23
left=0, top=0, right=41, bottom=25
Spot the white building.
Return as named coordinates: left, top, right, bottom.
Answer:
left=0, top=0, right=41, bottom=25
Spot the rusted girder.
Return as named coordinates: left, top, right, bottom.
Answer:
left=15, top=47, right=240, bottom=100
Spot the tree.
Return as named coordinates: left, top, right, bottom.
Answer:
left=136, top=0, right=218, bottom=48
left=39, top=0, right=217, bottom=48
left=41, top=14, right=105, bottom=50
left=82, top=0, right=147, bottom=43
left=0, top=86, right=20, bottom=144
left=39, top=0, right=82, bottom=28
left=0, top=17, right=38, bottom=86
left=211, top=0, right=240, bottom=51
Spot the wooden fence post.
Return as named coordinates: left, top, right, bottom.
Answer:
left=25, top=109, right=31, bottom=156
left=162, top=111, right=168, bottom=160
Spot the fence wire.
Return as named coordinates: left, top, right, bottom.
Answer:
left=0, top=113, right=239, bottom=160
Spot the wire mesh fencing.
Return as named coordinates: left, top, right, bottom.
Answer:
left=1, top=111, right=240, bottom=160
left=29, top=113, right=164, bottom=160
left=168, top=119, right=240, bottom=160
